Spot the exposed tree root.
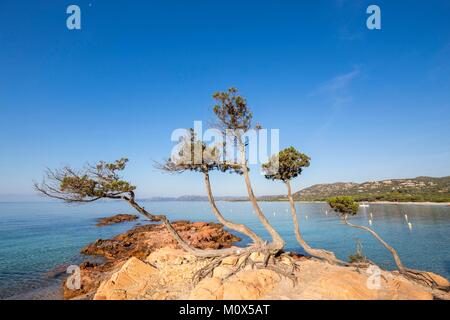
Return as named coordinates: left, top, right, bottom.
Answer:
left=193, top=248, right=298, bottom=286
left=308, top=248, right=349, bottom=266
left=401, top=268, right=450, bottom=293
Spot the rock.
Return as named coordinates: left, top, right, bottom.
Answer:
left=189, top=268, right=281, bottom=300
left=249, top=251, right=265, bottom=263
left=71, top=219, right=242, bottom=299
left=88, top=247, right=444, bottom=300
left=63, top=260, right=120, bottom=300
left=222, top=269, right=280, bottom=300
left=212, top=265, right=234, bottom=278
left=264, top=259, right=434, bottom=300
left=221, top=255, right=239, bottom=266
left=96, top=214, right=139, bottom=226
left=222, top=280, right=261, bottom=300
left=80, top=221, right=240, bottom=261
left=146, top=248, right=195, bottom=266
left=80, top=261, right=99, bottom=269
left=44, top=263, right=71, bottom=279
left=382, top=276, right=433, bottom=300
left=145, top=248, right=209, bottom=293
left=424, top=272, right=450, bottom=288
left=65, top=220, right=448, bottom=301
left=189, top=277, right=223, bottom=300
left=94, top=257, right=157, bottom=300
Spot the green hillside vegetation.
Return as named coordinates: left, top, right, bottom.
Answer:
left=293, top=176, right=450, bottom=203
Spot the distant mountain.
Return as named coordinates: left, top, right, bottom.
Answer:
left=138, top=176, right=450, bottom=203
left=141, top=195, right=248, bottom=202
left=293, top=176, right=450, bottom=203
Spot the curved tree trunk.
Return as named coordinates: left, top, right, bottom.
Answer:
left=285, top=181, right=344, bottom=264
left=203, top=172, right=263, bottom=245
left=123, top=193, right=256, bottom=258
left=343, top=215, right=405, bottom=271
left=342, top=215, right=450, bottom=291
left=237, top=138, right=285, bottom=250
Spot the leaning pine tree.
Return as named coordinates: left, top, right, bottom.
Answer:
left=327, top=196, right=449, bottom=292
left=262, top=147, right=345, bottom=265
left=34, top=158, right=248, bottom=259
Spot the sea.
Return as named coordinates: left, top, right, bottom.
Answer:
left=0, top=200, right=449, bottom=299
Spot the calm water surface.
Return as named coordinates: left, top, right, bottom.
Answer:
left=0, top=201, right=449, bottom=299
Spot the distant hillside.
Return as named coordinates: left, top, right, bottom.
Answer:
left=139, top=176, right=450, bottom=203
left=293, top=176, right=450, bottom=203
left=141, top=195, right=248, bottom=202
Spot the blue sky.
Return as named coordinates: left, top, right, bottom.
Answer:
left=0, top=0, right=449, bottom=199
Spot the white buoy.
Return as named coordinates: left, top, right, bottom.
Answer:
left=369, top=219, right=372, bottom=226
left=408, top=222, right=413, bottom=230
left=404, top=214, right=408, bottom=221
left=305, top=215, right=308, bottom=220
left=273, top=211, right=276, bottom=217
left=325, top=210, right=328, bottom=215
left=370, top=213, right=373, bottom=219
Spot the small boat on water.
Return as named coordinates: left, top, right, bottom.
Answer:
left=359, top=203, right=370, bottom=208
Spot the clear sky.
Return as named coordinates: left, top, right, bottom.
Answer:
left=0, top=0, right=449, bottom=199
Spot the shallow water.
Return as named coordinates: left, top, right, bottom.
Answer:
left=0, top=201, right=449, bottom=299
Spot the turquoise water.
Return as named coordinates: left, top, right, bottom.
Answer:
left=0, top=201, right=449, bottom=299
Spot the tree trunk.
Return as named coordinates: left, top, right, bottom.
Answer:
left=237, top=137, right=285, bottom=250
left=285, top=181, right=343, bottom=264
left=124, top=195, right=256, bottom=258
left=203, top=171, right=263, bottom=245
left=343, top=215, right=405, bottom=271
left=342, top=215, right=450, bottom=291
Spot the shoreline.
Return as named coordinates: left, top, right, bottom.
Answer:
left=361, top=201, right=450, bottom=206
left=222, top=199, right=450, bottom=206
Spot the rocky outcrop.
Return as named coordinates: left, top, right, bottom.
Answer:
left=189, top=269, right=281, bottom=300
left=92, top=248, right=211, bottom=300
left=89, top=247, right=445, bottom=300
left=96, top=214, right=138, bottom=226
left=81, top=221, right=240, bottom=260
left=264, top=259, right=435, bottom=300
left=94, top=257, right=158, bottom=300
left=64, top=221, right=241, bottom=299
left=64, top=219, right=449, bottom=300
